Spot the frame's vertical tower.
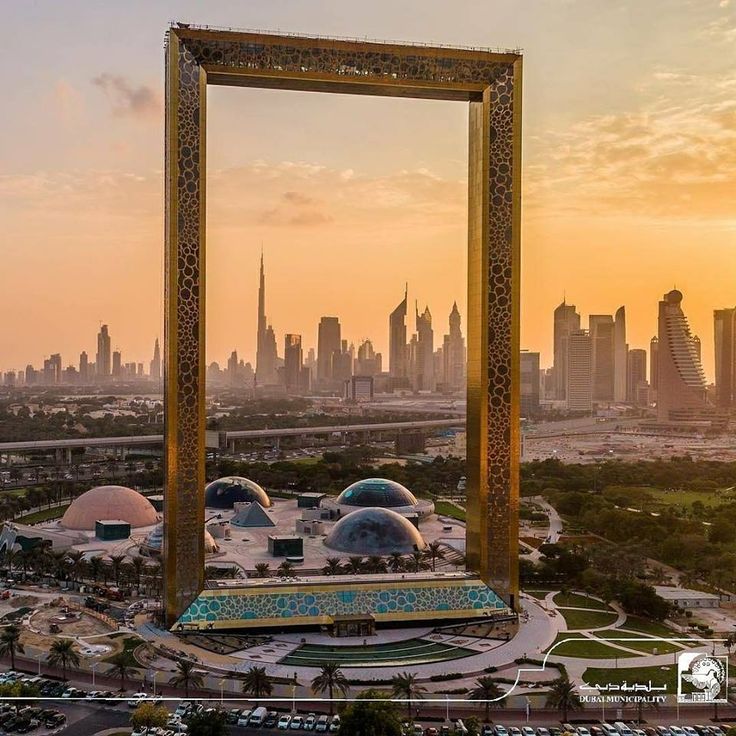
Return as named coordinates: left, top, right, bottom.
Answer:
left=465, top=59, right=522, bottom=610
left=164, top=32, right=207, bottom=623
left=163, top=25, right=522, bottom=624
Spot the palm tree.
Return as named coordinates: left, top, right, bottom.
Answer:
left=311, top=663, right=350, bottom=715
left=0, top=624, right=24, bottom=669
left=169, top=659, right=204, bottom=698
left=387, top=552, right=405, bottom=573
left=66, top=550, right=85, bottom=585
left=130, top=556, right=145, bottom=593
left=277, top=561, right=295, bottom=578
left=469, top=676, right=505, bottom=722
left=109, top=555, right=126, bottom=587
left=406, top=551, right=429, bottom=573
left=391, top=672, right=426, bottom=722
left=88, top=555, right=104, bottom=582
left=545, top=677, right=582, bottom=723
left=322, top=558, right=343, bottom=576
left=254, top=563, right=271, bottom=578
left=48, top=639, right=80, bottom=682
left=365, top=556, right=387, bottom=574
left=424, top=542, right=445, bottom=572
left=242, top=666, right=273, bottom=701
left=344, top=557, right=365, bottom=575
left=108, top=651, right=135, bottom=692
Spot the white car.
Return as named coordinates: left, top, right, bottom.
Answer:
left=291, top=716, right=305, bottom=730
left=577, top=729, right=591, bottom=736
left=127, top=692, right=148, bottom=708
left=304, top=714, right=317, bottom=731
left=329, top=715, right=340, bottom=733
left=237, top=710, right=253, bottom=727
left=278, top=715, right=293, bottom=730
left=522, top=728, right=535, bottom=736
left=670, top=728, right=685, bottom=736
left=682, top=729, right=698, bottom=736
left=174, top=702, right=191, bottom=718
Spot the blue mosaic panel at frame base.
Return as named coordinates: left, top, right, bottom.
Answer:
left=176, top=580, right=508, bottom=627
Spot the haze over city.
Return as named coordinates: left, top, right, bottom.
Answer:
left=1, top=0, right=735, bottom=380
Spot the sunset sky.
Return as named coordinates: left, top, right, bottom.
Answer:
left=1, top=0, right=735, bottom=380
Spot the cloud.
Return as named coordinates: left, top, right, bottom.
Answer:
left=526, top=72, right=736, bottom=220
left=52, top=79, right=84, bottom=122
left=91, top=73, right=161, bottom=119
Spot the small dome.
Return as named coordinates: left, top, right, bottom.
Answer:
left=61, top=486, right=158, bottom=530
left=324, top=507, right=426, bottom=555
left=336, top=478, right=417, bottom=509
left=205, top=477, right=271, bottom=509
left=142, top=523, right=218, bottom=554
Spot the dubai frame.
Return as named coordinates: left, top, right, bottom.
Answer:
left=164, top=24, right=522, bottom=627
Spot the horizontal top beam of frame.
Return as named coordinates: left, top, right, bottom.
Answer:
left=170, top=26, right=520, bottom=102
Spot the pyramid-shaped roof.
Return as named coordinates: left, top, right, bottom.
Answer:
left=231, top=501, right=276, bottom=528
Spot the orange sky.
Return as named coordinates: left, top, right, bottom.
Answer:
left=1, top=0, right=735, bottom=381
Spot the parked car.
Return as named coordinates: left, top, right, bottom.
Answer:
left=315, top=715, right=330, bottom=733
left=127, top=692, right=148, bottom=708
left=304, top=714, right=317, bottom=731
left=44, top=713, right=66, bottom=728
left=264, top=712, right=279, bottom=729
left=278, top=715, right=293, bottom=730
left=329, top=715, right=341, bottom=733
left=237, top=710, right=253, bottom=727
left=291, top=715, right=305, bottom=730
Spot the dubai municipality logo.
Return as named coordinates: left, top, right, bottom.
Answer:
left=677, top=652, right=728, bottom=704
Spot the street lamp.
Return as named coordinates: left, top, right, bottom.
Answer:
left=36, top=653, right=43, bottom=676
left=91, top=662, right=99, bottom=687
left=444, top=694, right=449, bottom=724
left=152, top=671, right=158, bottom=697
left=219, top=678, right=225, bottom=705
left=292, top=672, right=298, bottom=714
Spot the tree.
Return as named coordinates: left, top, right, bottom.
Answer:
left=338, top=691, right=402, bottom=736
left=254, top=562, right=271, bottom=578
left=391, top=672, right=426, bottom=722
left=108, top=651, right=136, bottom=692
left=424, top=541, right=445, bottom=572
left=48, top=638, right=80, bottom=681
left=186, top=708, right=230, bottom=736
left=311, top=662, right=350, bottom=715
left=545, top=677, right=582, bottom=722
left=131, top=702, right=170, bottom=730
left=468, top=676, right=505, bottom=722
left=0, top=624, right=24, bottom=669
left=344, top=557, right=365, bottom=575
left=277, top=561, right=295, bottom=578
left=387, top=552, right=405, bottom=573
left=322, top=558, right=343, bottom=576
left=109, top=554, right=127, bottom=587
left=405, top=552, right=429, bottom=573
left=242, top=665, right=273, bottom=700
left=170, top=659, right=204, bottom=698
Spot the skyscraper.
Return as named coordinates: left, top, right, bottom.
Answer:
left=566, top=329, right=592, bottom=411
left=389, top=286, right=408, bottom=381
left=649, top=336, right=659, bottom=394
left=553, top=301, right=581, bottom=401
left=255, top=252, right=278, bottom=386
left=356, top=340, right=382, bottom=376
left=442, top=302, right=466, bottom=392
left=79, top=351, right=89, bottom=383
left=714, top=308, right=736, bottom=409
left=614, top=306, right=627, bottom=403
left=112, top=350, right=122, bottom=378
left=589, top=314, right=615, bottom=402
left=284, top=334, right=304, bottom=394
left=150, top=338, right=161, bottom=382
left=96, top=324, right=111, bottom=379
left=317, top=316, right=341, bottom=388
left=413, top=304, right=435, bottom=391
left=520, top=351, right=540, bottom=416
left=656, top=290, right=708, bottom=421
left=627, top=348, right=647, bottom=405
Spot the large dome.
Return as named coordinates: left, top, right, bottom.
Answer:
left=61, top=486, right=159, bottom=530
left=205, top=477, right=271, bottom=509
left=141, top=523, right=218, bottom=555
left=324, top=507, right=426, bottom=555
left=336, top=478, right=418, bottom=509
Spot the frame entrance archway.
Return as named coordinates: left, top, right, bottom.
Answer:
left=164, top=24, right=522, bottom=625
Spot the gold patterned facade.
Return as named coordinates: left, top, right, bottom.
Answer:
left=164, top=25, right=522, bottom=624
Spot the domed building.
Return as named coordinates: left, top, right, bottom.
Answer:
left=61, top=486, right=159, bottom=531
left=323, top=478, right=434, bottom=519
left=324, top=507, right=427, bottom=555
left=204, top=477, right=271, bottom=510
left=140, top=523, right=219, bottom=556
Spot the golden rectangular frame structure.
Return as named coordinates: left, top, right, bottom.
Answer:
left=164, top=24, right=522, bottom=624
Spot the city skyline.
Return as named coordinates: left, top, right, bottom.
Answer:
left=1, top=1, right=734, bottom=383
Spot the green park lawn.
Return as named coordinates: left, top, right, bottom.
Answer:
left=621, top=616, right=682, bottom=638
left=524, top=590, right=553, bottom=600
left=593, top=629, right=683, bottom=655
left=583, top=664, right=677, bottom=692
left=434, top=501, right=466, bottom=522
left=15, top=505, right=68, bottom=524
left=560, top=608, right=619, bottom=630
left=547, top=633, right=636, bottom=659
left=553, top=592, right=612, bottom=611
